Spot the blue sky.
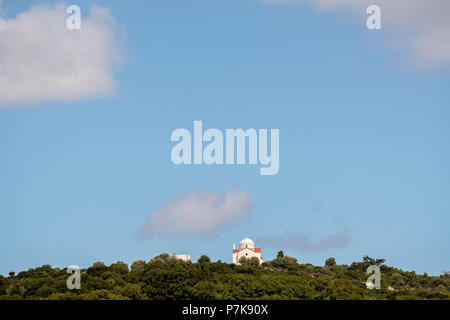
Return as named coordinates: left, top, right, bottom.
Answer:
left=0, top=0, right=449, bottom=275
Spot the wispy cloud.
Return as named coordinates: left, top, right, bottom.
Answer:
left=139, top=189, right=253, bottom=239
left=258, top=231, right=349, bottom=252
left=260, top=0, right=450, bottom=68
left=0, top=3, right=123, bottom=106
left=257, top=218, right=350, bottom=252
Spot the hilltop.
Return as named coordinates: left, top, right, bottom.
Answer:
left=1, top=253, right=449, bottom=300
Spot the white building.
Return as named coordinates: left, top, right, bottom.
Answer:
left=172, top=253, right=191, bottom=262
left=232, top=237, right=263, bottom=265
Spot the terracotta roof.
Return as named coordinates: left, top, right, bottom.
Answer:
left=233, top=248, right=262, bottom=253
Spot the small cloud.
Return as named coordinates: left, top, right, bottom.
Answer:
left=258, top=231, right=349, bottom=252
left=0, top=3, right=123, bottom=106
left=260, top=0, right=450, bottom=68
left=257, top=219, right=350, bottom=252
left=139, top=189, right=253, bottom=239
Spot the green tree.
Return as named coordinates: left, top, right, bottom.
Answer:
left=277, top=251, right=284, bottom=258
left=362, top=256, right=386, bottom=266
left=130, top=260, right=146, bottom=273
left=271, top=255, right=298, bottom=268
left=325, top=257, right=336, bottom=267
left=87, top=261, right=108, bottom=277
left=197, top=255, right=211, bottom=264
left=154, top=253, right=170, bottom=260
left=239, top=256, right=260, bottom=268
left=110, top=261, right=129, bottom=274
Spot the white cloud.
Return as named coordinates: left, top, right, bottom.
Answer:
left=0, top=3, right=122, bottom=106
left=260, top=0, right=450, bottom=68
left=140, top=189, right=253, bottom=238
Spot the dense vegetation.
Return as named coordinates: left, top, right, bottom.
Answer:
left=1, top=253, right=449, bottom=300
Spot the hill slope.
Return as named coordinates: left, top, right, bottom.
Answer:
left=1, top=254, right=449, bottom=300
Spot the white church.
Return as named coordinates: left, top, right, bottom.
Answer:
left=232, top=237, right=263, bottom=265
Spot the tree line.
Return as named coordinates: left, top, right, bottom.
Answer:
left=1, top=252, right=449, bottom=300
